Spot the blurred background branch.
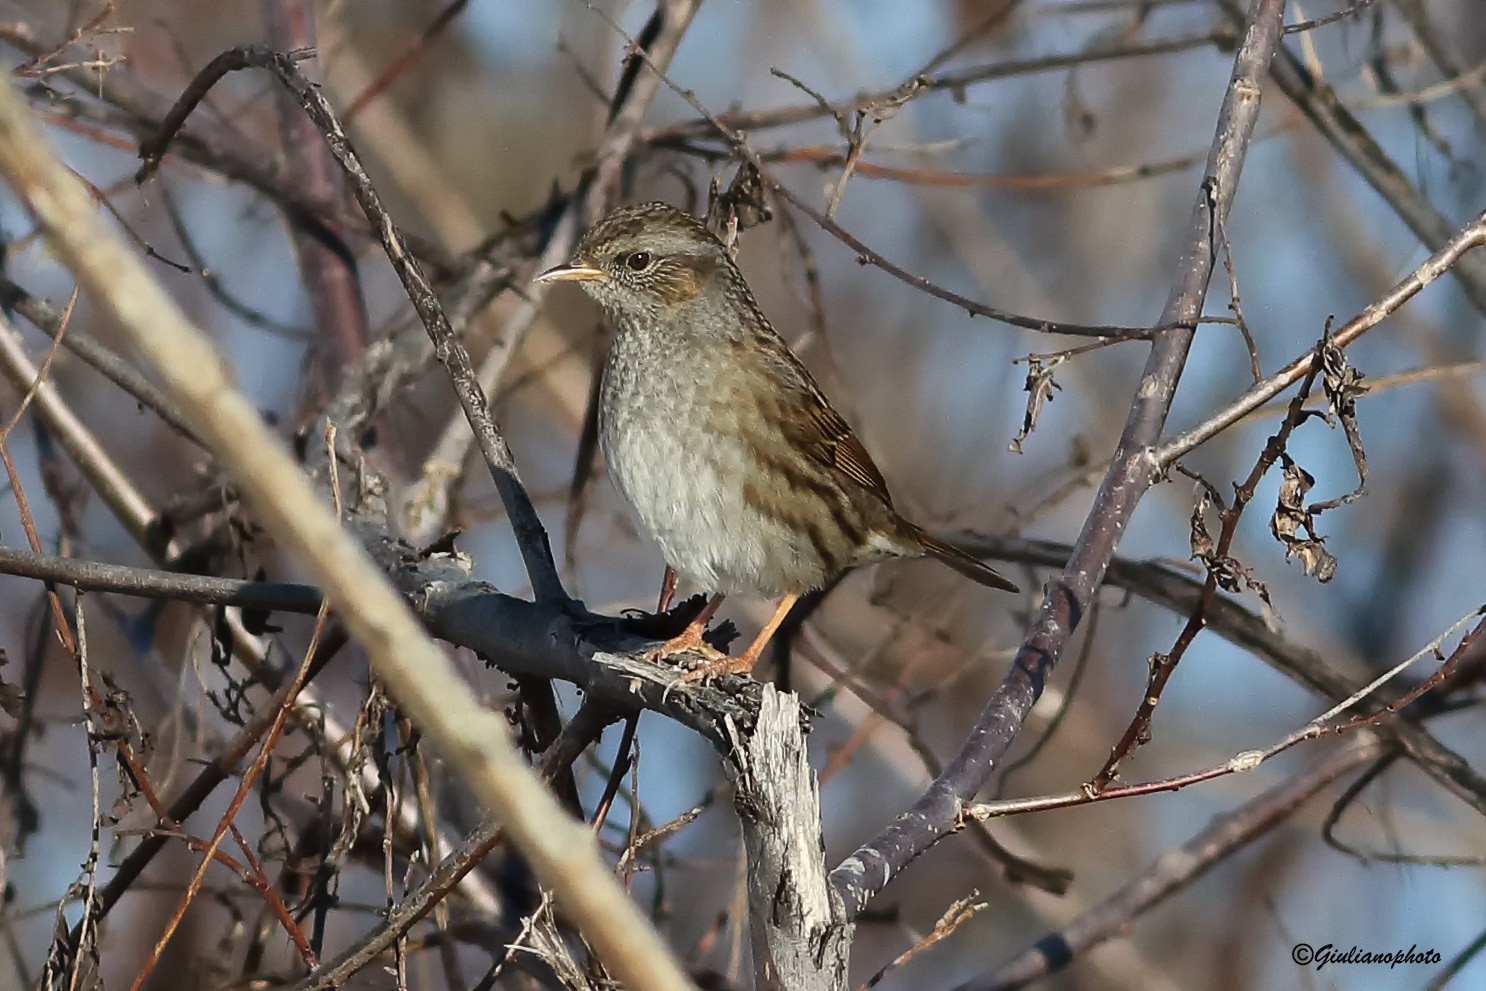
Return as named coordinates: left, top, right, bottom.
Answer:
left=1, top=0, right=1484, bottom=989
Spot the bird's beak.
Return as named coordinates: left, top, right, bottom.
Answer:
left=534, top=260, right=607, bottom=284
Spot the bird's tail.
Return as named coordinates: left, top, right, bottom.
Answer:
left=910, top=526, right=1021, bottom=593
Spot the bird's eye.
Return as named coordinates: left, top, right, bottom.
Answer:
left=624, top=251, right=653, bottom=272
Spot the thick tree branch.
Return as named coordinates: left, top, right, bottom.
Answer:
left=262, top=0, right=369, bottom=385
left=0, top=545, right=321, bottom=611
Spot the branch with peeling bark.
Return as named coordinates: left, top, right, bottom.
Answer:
left=724, top=688, right=850, bottom=991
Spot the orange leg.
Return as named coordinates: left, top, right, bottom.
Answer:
left=674, top=592, right=801, bottom=684
left=656, top=565, right=678, bottom=613
left=646, top=592, right=727, bottom=664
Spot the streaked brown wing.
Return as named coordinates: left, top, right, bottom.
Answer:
left=740, top=280, right=898, bottom=512
left=758, top=340, right=895, bottom=509
left=804, top=398, right=892, bottom=503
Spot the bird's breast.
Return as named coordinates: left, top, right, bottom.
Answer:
left=597, top=326, right=832, bottom=596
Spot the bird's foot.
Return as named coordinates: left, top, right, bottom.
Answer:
left=648, top=592, right=727, bottom=688
left=660, top=642, right=760, bottom=704
left=651, top=600, right=761, bottom=702
left=671, top=649, right=759, bottom=686
left=659, top=592, right=801, bottom=697
left=644, top=622, right=728, bottom=668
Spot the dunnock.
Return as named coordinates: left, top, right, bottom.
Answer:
left=537, top=202, right=1017, bottom=681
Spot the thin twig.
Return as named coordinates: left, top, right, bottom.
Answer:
left=136, top=45, right=566, bottom=600
left=1220, top=0, right=1486, bottom=315
left=773, top=186, right=1212, bottom=339
left=285, top=702, right=620, bottom=991
left=961, top=734, right=1385, bottom=990
left=644, top=29, right=1234, bottom=143
left=1155, top=209, right=1486, bottom=465
left=1088, top=339, right=1327, bottom=791
left=126, top=602, right=329, bottom=991
left=0, top=275, right=205, bottom=444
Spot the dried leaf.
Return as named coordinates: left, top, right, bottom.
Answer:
left=1243, top=570, right=1275, bottom=612
left=1313, top=341, right=1368, bottom=513
left=1010, top=354, right=1064, bottom=453
left=1270, top=455, right=1338, bottom=582
left=1271, top=456, right=1312, bottom=539
left=107, top=790, right=132, bottom=826
left=1189, top=487, right=1215, bottom=561
left=1186, top=480, right=1271, bottom=601
left=705, top=161, right=771, bottom=239
left=1321, top=340, right=1368, bottom=419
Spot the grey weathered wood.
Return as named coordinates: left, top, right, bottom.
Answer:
left=724, top=687, right=851, bottom=991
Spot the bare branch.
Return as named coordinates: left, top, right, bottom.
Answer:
left=723, top=687, right=849, bottom=990
left=1155, top=209, right=1486, bottom=465
left=961, top=734, right=1386, bottom=991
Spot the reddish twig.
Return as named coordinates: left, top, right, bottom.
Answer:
left=284, top=701, right=618, bottom=991
left=0, top=435, right=170, bottom=826
left=262, top=2, right=369, bottom=388
left=342, top=0, right=473, bottom=122
left=126, top=602, right=331, bottom=991
left=860, top=892, right=987, bottom=990
left=229, top=822, right=318, bottom=967
left=589, top=715, right=639, bottom=834
left=965, top=733, right=1386, bottom=990
left=53, top=626, right=346, bottom=965
left=1088, top=339, right=1327, bottom=792
left=0, top=288, right=75, bottom=438
left=130, top=422, right=342, bottom=989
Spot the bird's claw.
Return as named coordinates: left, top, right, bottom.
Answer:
left=650, top=628, right=727, bottom=704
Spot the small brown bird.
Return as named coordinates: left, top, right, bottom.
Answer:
left=537, top=202, right=1017, bottom=681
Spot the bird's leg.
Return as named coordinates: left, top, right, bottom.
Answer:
left=646, top=592, right=726, bottom=664
left=655, top=565, right=677, bottom=613
left=674, top=592, right=801, bottom=684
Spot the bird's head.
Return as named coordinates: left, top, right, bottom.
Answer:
left=535, top=202, right=733, bottom=323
